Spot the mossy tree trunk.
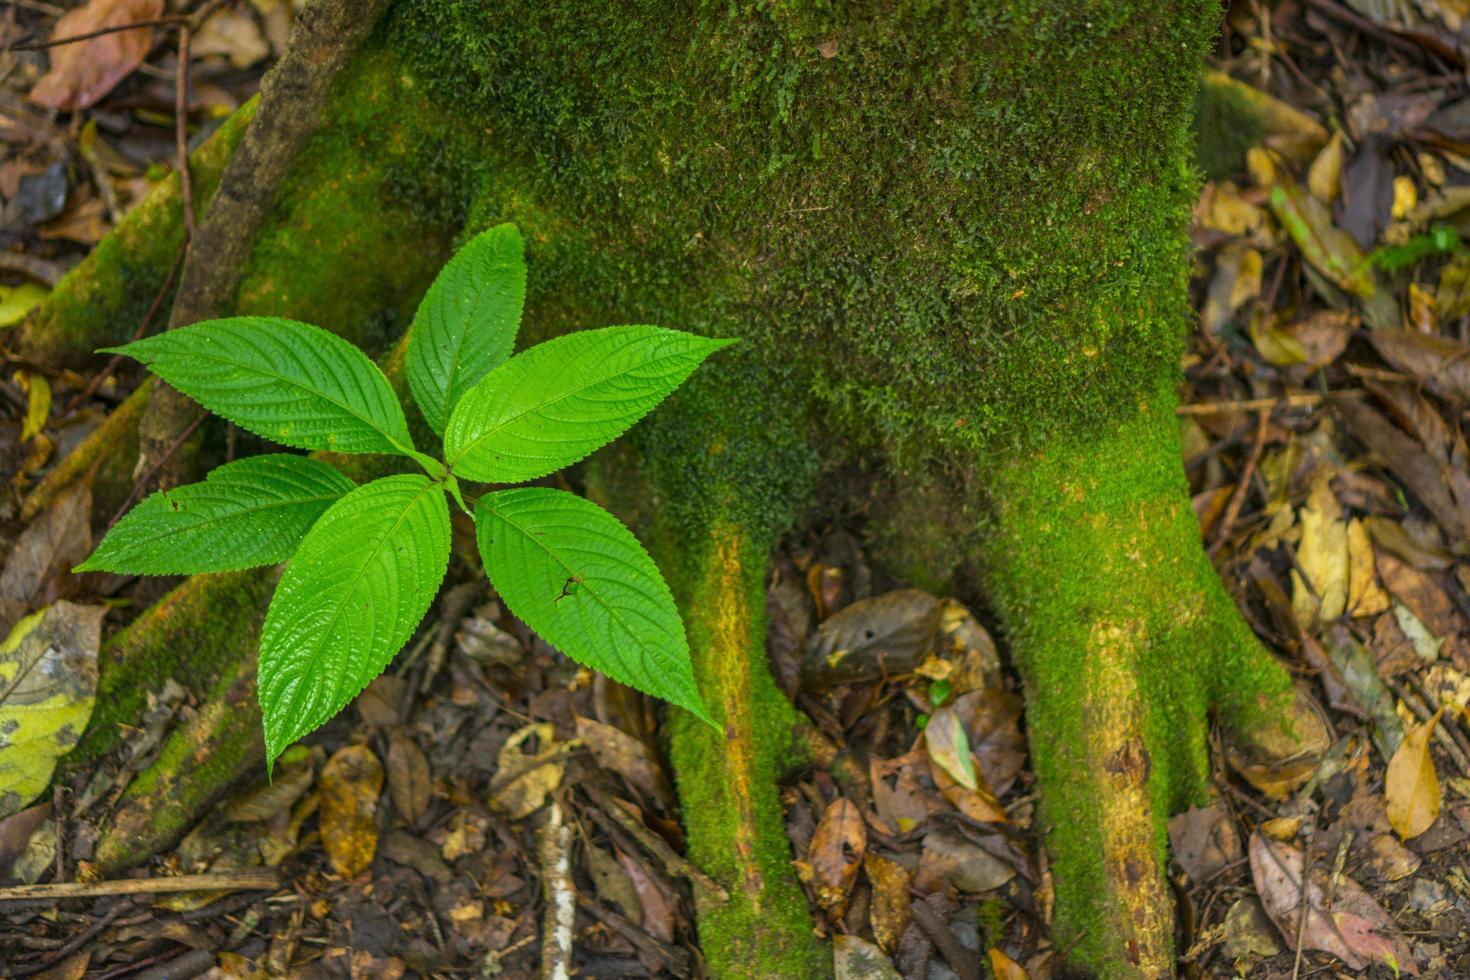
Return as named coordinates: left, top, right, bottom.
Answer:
left=14, top=2, right=1309, bottom=976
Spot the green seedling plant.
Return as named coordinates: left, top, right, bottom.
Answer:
left=79, top=224, right=726, bottom=768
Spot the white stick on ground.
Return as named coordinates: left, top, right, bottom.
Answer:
left=539, top=799, right=575, bottom=980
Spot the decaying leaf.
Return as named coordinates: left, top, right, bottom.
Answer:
left=0, top=602, right=105, bottom=819
left=1292, top=477, right=1349, bottom=628
left=1386, top=707, right=1443, bottom=840
left=1308, top=129, right=1344, bottom=202
left=15, top=371, right=50, bottom=444
left=318, top=743, right=384, bottom=877
left=863, top=851, right=912, bottom=954
left=870, top=751, right=946, bottom=834
left=576, top=715, right=664, bottom=800
left=0, top=480, right=92, bottom=629
left=801, top=589, right=940, bottom=690
left=1222, top=897, right=1283, bottom=960
left=585, top=843, right=642, bottom=922
left=924, top=704, right=977, bottom=791
left=833, top=934, right=903, bottom=980
left=616, top=847, right=675, bottom=943
left=914, top=829, right=1017, bottom=894
left=1340, top=399, right=1470, bottom=550
left=1268, top=171, right=1379, bottom=301
left=1168, top=805, right=1241, bottom=884
left=988, top=948, right=1030, bottom=980
left=1376, top=551, right=1460, bottom=637
left=386, top=729, right=431, bottom=826
left=796, top=797, right=865, bottom=915
left=225, top=744, right=314, bottom=822
left=29, top=0, right=166, bottom=111
left=1202, top=244, right=1263, bottom=336
left=1346, top=518, right=1392, bottom=617
left=1370, top=329, right=1470, bottom=403
left=1224, top=686, right=1333, bottom=798
left=1248, top=831, right=1418, bottom=974
left=489, top=722, right=564, bottom=819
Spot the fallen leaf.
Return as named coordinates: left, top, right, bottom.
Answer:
left=1222, top=897, right=1283, bottom=959
left=386, top=729, right=431, bottom=826
left=191, top=7, right=270, bottom=68
left=934, top=599, right=1003, bottom=693
left=1346, top=518, right=1392, bottom=617
left=1204, top=72, right=1329, bottom=163
left=1340, top=399, right=1470, bottom=550
left=834, top=935, right=903, bottom=980
left=1248, top=831, right=1418, bottom=974
left=1292, top=476, right=1349, bottom=628
left=863, top=851, right=912, bottom=954
left=798, top=797, right=865, bottom=915
left=29, top=0, right=166, bottom=111
left=1437, top=252, right=1470, bottom=319
left=488, top=722, right=563, bottom=819
left=318, top=744, right=383, bottom=877
left=1202, top=244, right=1262, bottom=336
left=0, top=283, right=47, bottom=329
left=1370, top=329, right=1470, bottom=402
left=802, top=589, right=940, bottom=690
left=1308, top=129, right=1344, bottom=202
left=225, top=744, right=314, bottom=822
left=870, top=751, right=945, bottom=834
left=988, top=948, right=1029, bottom=980
left=616, top=847, right=675, bottom=943
left=14, top=371, right=49, bottom=445
left=1366, top=832, right=1420, bottom=881
left=30, top=951, right=89, bottom=980
left=0, top=801, right=50, bottom=878
left=586, top=844, right=641, bottom=922
left=576, top=716, right=664, bottom=800
left=1268, top=171, right=1379, bottom=301
left=1376, top=551, right=1460, bottom=637
left=0, top=480, right=91, bottom=627
left=0, top=603, right=104, bottom=819
left=914, top=830, right=1017, bottom=894
left=924, top=705, right=977, bottom=790
left=1169, top=805, right=1240, bottom=883
left=1387, top=707, right=1444, bottom=840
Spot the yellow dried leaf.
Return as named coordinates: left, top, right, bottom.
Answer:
left=1346, top=518, right=1391, bottom=617
left=989, top=948, right=1030, bottom=980
left=1392, top=176, right=1418, bottom=221
left=15, top=371, right=50, bottom=445
left=489, top=722, right=564, bottom=819
left=1292, top=478, right=1348, bottom=628
left=1308, top=130, right=1343, bottom=203
left=863, top=851, right=912, bottom=954
left=318, top=744, right=383, bottom=877
left=1386, top=707, right=1442, bottom=840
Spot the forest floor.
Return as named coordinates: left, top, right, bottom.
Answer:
left=5, top=1, right=1470, bottom=978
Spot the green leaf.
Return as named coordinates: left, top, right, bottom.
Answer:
left=474, top=487, right=712, bottom=725
left=258, top=475, right=450, bottom=764
left=105, top=317, right=414, bottom=455
left=78, top=455, right=355, bottom=575
left=445, top=326, right=732, bottom=482
left=407, top=223, right=526, bottom=435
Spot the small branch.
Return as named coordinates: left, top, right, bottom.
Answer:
left=0, top=870, right=277, bottom=902
left=583, top=792, right=729, bottom=902
left=538, top=800, right=575, bottom=980
left=13, top=15, right=192, bottom=52
left=1177, top=393, right=1325, bottom=416
left=1208, top=409, right=1270, bottom=558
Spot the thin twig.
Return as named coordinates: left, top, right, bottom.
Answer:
left=583, top=792, right=729, bottom=902
left=1209, top=409, right=1270, bottom=558
left=12, top=899, right=132, bottom=977
left=1177, top=393, right=1326, bottom=416
left=13, top=15, right=192, bottom=52
left=175, top=25, right=196, bottom=240
left=0, top=870, right=278, bottom=901
left=1290, top=810, right=1319, bottom=980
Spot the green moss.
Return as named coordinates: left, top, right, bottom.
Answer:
left=391, top=0, right=1216, bottom=465
left=984, top=380, right=1292, bottom=975
left=72, top=569, right=272, bottom=765
left=14, top=104, right=257, bottom=367
left=95, top=653, right=263, bottom=873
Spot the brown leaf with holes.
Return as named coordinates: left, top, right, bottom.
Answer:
left=797, top=797, right=865, bottom=915
left=801, top=589, right=940, bottom=690
left=870, top=751, right=945, bottom=834
left=29, top=0, right=165, bottom=111
left=1248, top=831, right=1418, bottom=974
left=318, top=744, right=383, bottom=878
left=863, top=851, right=912, bottom=954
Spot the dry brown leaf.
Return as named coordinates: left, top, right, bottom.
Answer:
left=870, top=751, right=946, bottom=834
left=1346, top=518, right=1392, bottom=617
left=575, top=716, right=663, bottom=800
left=616, top=848, right=675, bottom=943
left=586, top=844, right=641, bottom=922
left=1376, top=551, right=1460, bottom=637
left=1248, top=831, right=1418, bottom=974
left=1340, top=399, right=1470, bottom=549
left=802, top=589, right=940, bottom=690
left=192, top=7, right=270, bottom=68
left=0, top=480, right=91, bottom=628
left=225, top=745, right=313, bottom=822
left=955, top=688, right=1027, bottom=797
left=1370, top=329, right=1470, bottom=402
left=988, top=948, right=1029, bottom=980
left=489, top=722, right=564, bottom=819
left=798, top=797, right=865, bottom=915
left=29, top=0, right=165, bottom=111
left=914, top=830, right=1017, bottom=893
left=1308, top=129, right=1344, bottom=202
left=1292, top=476, right=1349, bottom=628
left=318, top=744, right=383, bottom=878
left=386, top=729, right=430, bottom=827
left=1387, top=707, right=1443, bottom=840
left=1168, top=805, right=1241, bottom=883
left=863, top=851, right=912, bottom=954
left=1201, top=244, right=1262, bottom=336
